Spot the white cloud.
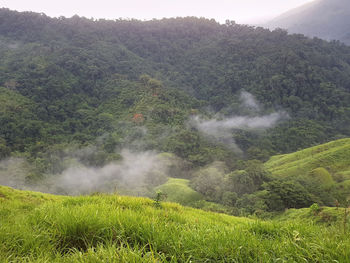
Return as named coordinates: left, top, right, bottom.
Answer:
left=190, top=91, right=289, bottom=152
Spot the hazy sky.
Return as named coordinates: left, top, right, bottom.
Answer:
left=1, top=0, right=315, bottom=24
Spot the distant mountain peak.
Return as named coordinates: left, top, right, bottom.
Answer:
left=266, top=0, right=350, bottom=44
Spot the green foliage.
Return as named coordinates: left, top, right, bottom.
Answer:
left=263, top=180, right=314, bottom=210
left=221, top=191, right=238, bottom=207
left=225, top=160, right=269, bottom=196
left=308, top=167, right=335, bottom=187
left=267, top=119, right=328, bottom=153
left=333, top=180, right=350, bottom=206
left=0, top=137, right=10, bottom=159
left=190, top=162, right=226, bottom=202
left=153, top=190, right=166, bottom=208
left=189, top=160, right=273, bottom=212
left=310, top=203, right=321, bottom=215
left=235, top=193, right=268, bottom=215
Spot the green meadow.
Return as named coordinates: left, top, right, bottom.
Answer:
left=1, top=185, right=349, bottom=262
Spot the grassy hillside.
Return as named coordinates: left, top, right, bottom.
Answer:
left=265, top=138, right=350, bottom=178
left=154, top=178, right=203, bottom=206
left=1, top=185, right=350, bottom=262
left=154, top=178, right=228, bottom=213
left=263, top=138, right=350, bottom=207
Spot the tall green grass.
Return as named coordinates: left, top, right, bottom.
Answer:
left=1, top=186, right=350, bottom=262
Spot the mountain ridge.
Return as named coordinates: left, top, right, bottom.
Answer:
left=267, top=0, right=350, bottom=44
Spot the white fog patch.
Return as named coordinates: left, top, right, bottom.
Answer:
left=0, top=158, right=28, bottom=189
left=0, top=39, right=20, bottom=50
left=7, top=42, right=19, bottom=49
left=240, top=91, right=260, bottom=111
left=53, top=149, right=166, bottom=195
left=0, top=149, right=170, bottom=196
left=193, top=112, right=286, bottom=133
left=191, top=112, right=287, bottom=152
left=190, top=91, right=289, bottom=151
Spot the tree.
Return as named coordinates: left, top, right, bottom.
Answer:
left=0, top=138, right=10, bottom=159
left=263, top=180, right=314, bottom=210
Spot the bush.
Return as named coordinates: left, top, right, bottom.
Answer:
left=309, top=203, right=321, bottom=215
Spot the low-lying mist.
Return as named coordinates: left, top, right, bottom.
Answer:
left=0, top=149, right=171, bottom=196
left=51, top=149, right=167, bottom=195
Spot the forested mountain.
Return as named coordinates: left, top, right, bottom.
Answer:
left=0, top=8, right=350, bottom=202
left=267, top=0, right=350, bottom=44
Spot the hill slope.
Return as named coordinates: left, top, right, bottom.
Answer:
left=154, top=178, right=204, bottom=205
left=264, top=138, right=350, bottom=206
left=267, top=0, right=350, bottom=44
left=265, top=138, right=350, bottom=178
left=1, top=185, right=350, bottom=262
